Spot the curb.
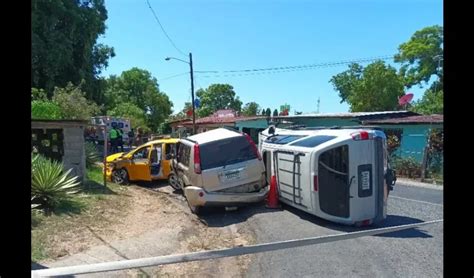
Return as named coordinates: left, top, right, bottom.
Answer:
left=395, top=178, right=443, bottom=191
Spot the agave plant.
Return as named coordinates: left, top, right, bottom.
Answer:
left=85, top=142, right=101, bottom=168
left=31, top=154, right=81, bottom=213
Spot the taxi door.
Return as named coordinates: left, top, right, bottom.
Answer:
left=128, top=145, right=152, bottom=181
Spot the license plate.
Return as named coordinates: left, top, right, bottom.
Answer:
left=361, top=171, right=370, bottom=190
left=225, top=171, right=240, bottom=180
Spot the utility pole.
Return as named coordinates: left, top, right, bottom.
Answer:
left=189, top=53, right=196, bottom=134
left=316, top=97, right=320, bottom=114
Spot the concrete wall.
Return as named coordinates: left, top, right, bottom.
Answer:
left=62, top=127, right=86, bottom=182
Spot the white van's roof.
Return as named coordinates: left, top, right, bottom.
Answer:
left=185, top=128, right=242, bottom=144
left=264, top=127, right=374, bottom=137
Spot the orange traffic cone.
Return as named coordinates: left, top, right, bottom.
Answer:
left=266, top=175, right=280, bottom=209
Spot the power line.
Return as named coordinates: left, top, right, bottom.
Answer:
left=146, top=0, right=187, bottom=57
left=157, top=72, right=189, bottom=82
left=196, top=55, right=394, bottom=78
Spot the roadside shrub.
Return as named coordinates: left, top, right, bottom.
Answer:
left=31, top=100, right=62, bottom=120
left=31, top=154, right=81, bottom=214
left=85, top=142, right=101, bottom=168
left=391, top=156, right=422, bottom=178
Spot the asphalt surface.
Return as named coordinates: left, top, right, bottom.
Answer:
left=191, top=183, right=443, bottom=278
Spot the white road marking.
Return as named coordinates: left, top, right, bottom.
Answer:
left=391, top=195, right=443, bottom=207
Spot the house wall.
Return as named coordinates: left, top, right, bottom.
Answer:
left=31, top=122, right=86, bottom=182
left=377, top=124, right=443, bottom=162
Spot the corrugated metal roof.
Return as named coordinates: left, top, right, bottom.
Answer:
left=362, top=114, right=443, bottom=124
left=275, top=111, right=414, bottom=118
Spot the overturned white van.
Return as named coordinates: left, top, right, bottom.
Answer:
left=259, top=126, right=396, bottom=226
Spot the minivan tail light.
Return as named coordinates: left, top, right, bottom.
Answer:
left=244, top=133, right=262, bottom=160
left=351, top=131, right=370, bottom=140
left=313, top=175, right=318, bottom=191
left=194, top=144, right=202, bottom=174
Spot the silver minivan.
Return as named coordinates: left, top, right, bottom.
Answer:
left=172, top=128, right=268, bottom=214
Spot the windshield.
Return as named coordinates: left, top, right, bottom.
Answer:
left=200, top=136, right=257, bottom=170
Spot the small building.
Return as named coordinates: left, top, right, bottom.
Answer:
left=168, top=110, right=267, bottom=140
left=235, top=111, right=442, bottom=162
left=362, top=114, right=443, bottom=162
left=31, top=120, right=88, bottom=182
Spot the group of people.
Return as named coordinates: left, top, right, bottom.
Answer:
left=109, top=123, right=135, bottom=154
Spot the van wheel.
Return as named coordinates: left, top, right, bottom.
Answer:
left=112, top=169, right=129, bottom=185
left=168, top=173, right=180, bottom=190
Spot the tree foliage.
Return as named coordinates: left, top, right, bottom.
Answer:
left=104, top=68, right=173, bottom=132
left=265, top=108, right=271, bottom=117
left=52, top=82, right=101, bottom=120
left=107, top=102, right=148, bottom=130
left=273, top=109, right=278, bottom=116
left=330, top=61, right=404, bottom=112
left=242, top=102, right=260, bottom=116
left=196, top=84, right=242, bottom=117
left=410, top=88, right=443, bottom=115
left=32, top=0, right=115, bottom=102
left=31, top=100, right=62, bottom=120
left=394, top=25, right=443, bottom=88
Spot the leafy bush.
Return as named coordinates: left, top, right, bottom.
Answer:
left=31, top=154, right=81, bottom=214
left=85, top=142, right=101, bottom=168
left=391, top=156, right=422, bottom=178
left=52, top=82, right=101, bottom=120
left=31, top=100, right=62, bottom=120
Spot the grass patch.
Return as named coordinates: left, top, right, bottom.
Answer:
left=31, top=165, right=128, bottom=263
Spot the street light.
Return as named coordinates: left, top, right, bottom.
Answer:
left=165, top=53, right=196, bottom=134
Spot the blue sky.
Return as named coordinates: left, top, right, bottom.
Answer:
left=99, top=0, right=443, bottom=114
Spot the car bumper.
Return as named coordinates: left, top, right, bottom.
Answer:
left=184, top=186, right=268, bottom=207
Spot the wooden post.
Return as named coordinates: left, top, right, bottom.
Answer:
left=103, top=125, right=107, bottom=187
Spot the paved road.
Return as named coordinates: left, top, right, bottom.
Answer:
left=193, top=183, right=443, bottom=277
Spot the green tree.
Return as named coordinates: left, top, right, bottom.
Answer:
left=265, top=108, right=271, bottom=117
left=273, top=109, right=278, bottom=116
left=242, top=102, right=260, bottom=116
left=105, top=68, right=173, bottom=132
left=196, top=84, right=242, bottom=117
left=410, top=88, right=443, bottom=115
left=330, top=61, right=404, bottom=112
left=31, top=100, right=62, bottom=120
left=31, top=0, right=115, bottom=102
left=52, top=82, right=101, bottom=120
left=261, top=109, right=266, bottom=116
left=394, top=25, right=443, bottom=88
left=107, top=102, right=147, bottom=130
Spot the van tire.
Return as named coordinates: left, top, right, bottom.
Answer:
left=168, top=173, right=180, bottom=190
left=112, top=168, right=129, bottom=185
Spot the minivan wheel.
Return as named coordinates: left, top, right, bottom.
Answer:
left=168, top=173, right=180, bottom=190
left=112, top=169, right=129, bottom=185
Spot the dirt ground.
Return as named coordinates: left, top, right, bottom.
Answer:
left=36, top=184, right=256, bottom=277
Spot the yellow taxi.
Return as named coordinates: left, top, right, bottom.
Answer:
left=105, top=138, right=180, bottom=189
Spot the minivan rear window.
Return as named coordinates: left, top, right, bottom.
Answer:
left=200, top=136, right=257, bottom=170
left=290, top=135, right=336, bottom=148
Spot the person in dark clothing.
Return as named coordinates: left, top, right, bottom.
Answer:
left=117, top=127, right=124, bottom=152
left=128, top=129, right=135, bottom=148
left=109, top=123, right=119, bottom=154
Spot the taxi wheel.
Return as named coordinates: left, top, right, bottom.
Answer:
left=168, top=173, right=180, bottom=190
left=112, top=168, right=129, bottom=185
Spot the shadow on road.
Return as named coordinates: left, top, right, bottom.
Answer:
left=281, top=204, right=434, bottom=238
left=198, top=203, right=282, bottom=227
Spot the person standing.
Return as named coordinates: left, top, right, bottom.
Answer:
left=109, top=123, right=119, bottom=154
left=117, top=127, right=124, bottom=152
